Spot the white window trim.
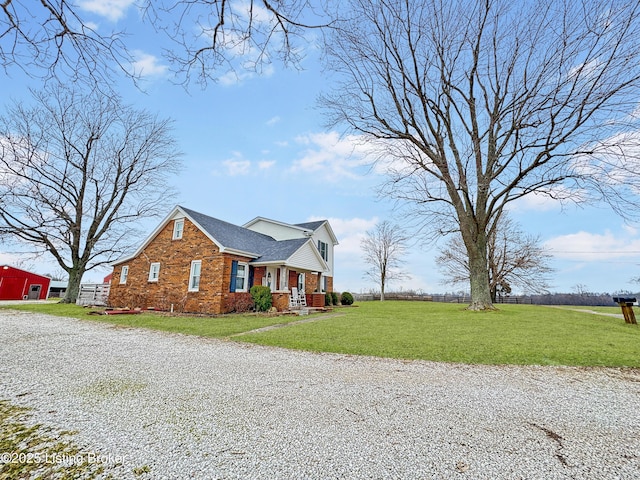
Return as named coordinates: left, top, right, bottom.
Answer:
left=235, top=262, right=249, bottom=292
left=148, top=262, right=160, bottom=282
left=172, top=218, right=184, bottom=240
left=188, top=260, right=201, bottom=292
left=119, top=266, right=129, bottom=284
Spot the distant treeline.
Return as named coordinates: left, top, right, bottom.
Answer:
left=354, top=291, right=637, bottom=306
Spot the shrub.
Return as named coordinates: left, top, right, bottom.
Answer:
left=250, top=285, right=273, bottom=312
left=325, top=292, right=332, bottom=306
left=228, top=293, right=254, bottom=313
left=330, top=292, right=339, bottom=305
left=341, top=291, right=354, bottom=305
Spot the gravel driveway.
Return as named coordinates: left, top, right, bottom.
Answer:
left=1, top=309, right=639, bottom=479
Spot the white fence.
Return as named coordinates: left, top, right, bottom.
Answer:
left=76, top=283, right=110, bottom=306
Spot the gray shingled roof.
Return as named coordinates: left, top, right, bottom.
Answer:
left=253, top=238, right=309, bottom=263
left=182, top=207, right=276, bottom=255
left=295, top=220, right=325, bottom=231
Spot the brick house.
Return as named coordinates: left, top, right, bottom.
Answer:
left=107, top=206, right=338, bottom=314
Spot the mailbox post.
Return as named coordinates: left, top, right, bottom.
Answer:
left=612, top=297, right=637, bottom=325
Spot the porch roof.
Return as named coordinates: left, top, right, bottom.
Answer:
left=251, top=238, right=308, bottom=263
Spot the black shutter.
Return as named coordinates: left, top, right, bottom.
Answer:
left=248, top=265, right=254, bottom=289
left=230, top=260, right=238, bottom=292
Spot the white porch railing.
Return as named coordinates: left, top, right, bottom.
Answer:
left=76, top=283, right=110, bottom=306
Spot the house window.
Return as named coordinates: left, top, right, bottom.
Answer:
left=120, top=266, right=129, bottom=284
left=189, top=260, right=201, bottom=292
left=297, top=273, right=305, bottom=293
left=148, top=262, right=160, bottom=282
left=173, top=218, right=184, bottom=240
left=318, top=240, right=329, bottom=261
left=230, top=261, right=249, bottom=292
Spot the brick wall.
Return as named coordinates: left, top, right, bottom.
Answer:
left=108, top=218, right=252, bottom=314
left=304, top=272, right=319, bottom=294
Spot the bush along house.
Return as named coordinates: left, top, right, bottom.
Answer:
left=107, top=206, right=338, bottom=314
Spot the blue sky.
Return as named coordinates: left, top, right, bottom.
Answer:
left=1, top=1, right=640, bottom=295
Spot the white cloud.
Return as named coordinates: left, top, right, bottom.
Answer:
left=544, top=229, right=640, bottom=260
left=214, top=153, right=274, bottom=176
left=222, top=159, right=251, bottom=176
left=314, top=215, right=440, bottom=294
left=266, top=116, right=281, bottom=126
left=0, top=252, right=24, bottom=267
left=78, top=0, right=134, bottom=21
left=508, top=186, right=588, bottom=212
left=509, top=191, right=563, bottom=212
left=218, top=64, right=275, bottom=86
left=258, top=160, right=275, bottom=170
left=131, top=50, right=167, bottom=78
left=311, top=215, right=377, bottom=292
left=568, top=58, right=602, bottom=81
left=290, top=131, right=372, bottom=181
left=308, top=216, right=378, bottom=255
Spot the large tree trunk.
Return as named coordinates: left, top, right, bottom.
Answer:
left=61, top=267, right=85, bottom=304
left=464, top=232, right=495, bottom=311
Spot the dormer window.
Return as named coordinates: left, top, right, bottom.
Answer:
left=173, top=218, right=184, bottom=240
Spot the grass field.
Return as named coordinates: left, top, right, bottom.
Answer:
left=2, top=301, right=639, bottom=367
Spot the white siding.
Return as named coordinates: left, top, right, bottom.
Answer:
left=246, top=219, right=306, bottom=240
left=288, top=242, right=327, bottom=272
left=311, top=225, right=335, bottom=276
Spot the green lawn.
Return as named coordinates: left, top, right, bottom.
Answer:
left=2, top=301, right=639, bottom=367
left=239, top=302, right=640, bottom=367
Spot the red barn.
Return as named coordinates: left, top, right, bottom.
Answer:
left=0, top=266, right=51, bottom=300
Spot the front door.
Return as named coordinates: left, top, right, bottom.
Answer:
left=264, top=267, right=278, bottom=291
left=28, top=285, right=41, bottom=299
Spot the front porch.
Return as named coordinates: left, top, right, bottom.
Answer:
left=252, top=265, right=330, bottom=312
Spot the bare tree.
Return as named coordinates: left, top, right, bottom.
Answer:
left=436, top=215, right=553, bottom=302
left=573, top=284, right=591, bottom=296
left=0, top=0, right=131, bottom=83
left=0, top=84, right=181, bottom=303
left=361, top=220, right=409, bottom=301
left=322, top=0, right=640, bottom=310
left=0, top=1, right=332, bottom=85
left=144, top=0, right=333, bottom=86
